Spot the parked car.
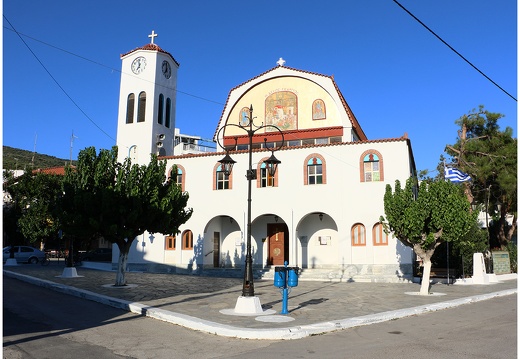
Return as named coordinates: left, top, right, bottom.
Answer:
left=3, top=246, right=46, bottom=264
left=45, top=249, right=65, bottom=258
left=80, top=248, right=112, bottom=262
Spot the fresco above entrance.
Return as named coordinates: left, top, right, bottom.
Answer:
left=264, top=91, right=297, bottom=131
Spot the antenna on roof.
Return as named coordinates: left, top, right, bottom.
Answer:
left=31, top=133, right=37, bottom=169
left=70, top=131, right=79, bottom=164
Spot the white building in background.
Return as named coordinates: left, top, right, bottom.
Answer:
left=115, top=33, right=417, bottom=282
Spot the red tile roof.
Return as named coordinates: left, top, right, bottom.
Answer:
left=120, top=44, right=180, bottom=66
left=33, top=166, right=70, bottom=176
left=159, top=135, right=412, bottom=161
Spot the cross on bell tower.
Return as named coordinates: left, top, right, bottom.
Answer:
left=148, top=30, right=158, bottom=44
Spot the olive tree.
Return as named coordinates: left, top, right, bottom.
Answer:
left=3, top=171, right=62, bottom=250
left=61, top=147, right=192, bottom=286
left=381, top=178, right=476, bottom=295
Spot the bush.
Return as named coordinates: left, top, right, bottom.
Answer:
left=453, top=223, right=489, bottom=277
left=506, top=242, right=517, bottom=273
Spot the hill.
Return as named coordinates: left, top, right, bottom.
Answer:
left=3, top=146, right=74, bottom=171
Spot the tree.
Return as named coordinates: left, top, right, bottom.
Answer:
left=451, top=218, right=489, bottom=276
left=3, top=170, right=23, bottom=248
left=445, top=106, right=517, bottom=248
left=381, top=178, right=476, bottom=295
left=418, top=154, right=446, bottom=182
left=3, top=170, right=62, bottom=250
left=60, top=147, right=192, bottom=286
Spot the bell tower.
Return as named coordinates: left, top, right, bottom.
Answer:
left=116, top=31, right=179, bottom=165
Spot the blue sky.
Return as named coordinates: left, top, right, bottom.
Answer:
left=3, top=1, right=517, bottom=174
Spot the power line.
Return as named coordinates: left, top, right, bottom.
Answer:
left=3, top=16, right=117, bottom=143
left=392, top=0, right=517, bottom=102
left=4, top=20, right=225, bottom=154
left=3, top=26, right=225, bottom=106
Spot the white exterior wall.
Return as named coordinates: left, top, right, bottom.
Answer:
left=118, top=138, right=415, bottom=280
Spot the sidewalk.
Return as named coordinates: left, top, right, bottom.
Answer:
left=3, top=262, right=517, bottom=340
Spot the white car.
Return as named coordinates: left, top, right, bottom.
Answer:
left=3, top=246, right=46, bottom=264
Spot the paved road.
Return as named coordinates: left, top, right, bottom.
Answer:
left=3, top=263, right=517, bottom=340
left=3, top=276, right=270, bottom=359
left=4, top=275, right=516, bottom=359
left=224, top=294, right=517, bottom=359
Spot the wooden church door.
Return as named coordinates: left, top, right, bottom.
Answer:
left=268, top=223, right=288, bottom=265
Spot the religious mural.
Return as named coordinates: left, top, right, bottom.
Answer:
left=239, top=107, right=250, bottom=126
left=264, top=91, right=297, bottom=131
left=312, top=99, right=326, bottom=120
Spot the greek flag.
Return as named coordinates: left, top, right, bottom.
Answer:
left=444, top=167, right=471, bottom=183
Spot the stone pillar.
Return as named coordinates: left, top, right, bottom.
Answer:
left=472, top=252, right=498, bottom=284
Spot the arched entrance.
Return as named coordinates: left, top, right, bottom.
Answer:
left=295, top=212, right=338, bottom=269
left=267, top=222, right=289, bottom=265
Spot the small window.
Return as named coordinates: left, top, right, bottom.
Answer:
left=360, top=150, right=384, bottom=182
left=137, top=91, right=146, bottom=122
left=157, top=94, right=164, bottom=125
left=126, top=94, right=135, bottom=124
left=182, top=230, right=193, bottom=250
left=216, top=165, right=230, bottom=190
left=165, top=98, right=172, bottom=128
left=315, top=138, right=328, bottom=145
left=169, top=166, right=182, bottom=184
left=174, top=167, right=182, bottom=185
left=288, top=140, right=301, bottom=147
left=170, top=165, right=186, bottom=192
left=304, top=154, right=326, bottom=185
left=260, top=162, right=274, bottom=187
left=351, top=223, right=366, bottom=246
left=307, top=158, right=323, bottom=185
left=165, top=236, right=175, bottom=250
left=364, top=154, right=380, bottom=181
left=373, top=223, right=388, bottom=246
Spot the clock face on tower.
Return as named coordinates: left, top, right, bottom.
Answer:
left=162, top=60, right=172, bottom=79
left=131, top=56, right=147, bottom=74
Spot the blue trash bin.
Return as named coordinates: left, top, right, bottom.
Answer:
left=288, top=267, right=299, bottom=287
left=274, top=266, right=286, bottom=288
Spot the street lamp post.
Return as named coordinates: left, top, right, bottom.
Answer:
left=217, top=104, right=284, bottom=300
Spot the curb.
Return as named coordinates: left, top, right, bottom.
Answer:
left=4, top=270, right=517, bottom=340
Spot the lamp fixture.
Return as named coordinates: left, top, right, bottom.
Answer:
left=218, top=152, right=236, bottom=176
left=264, top=151, right=281, bottom=178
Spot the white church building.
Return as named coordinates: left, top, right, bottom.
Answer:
left=114, top=32, right=417, bottom=282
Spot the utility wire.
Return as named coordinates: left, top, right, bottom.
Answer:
left=393, top=0, right=517, bottom=102
left=3, top=16, right=117, bottom=143
left=3, top=26, right=225, bottom=106
left=4, top=20, right=391, bottom=172
left=4, top=18, right=225, bottom=154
